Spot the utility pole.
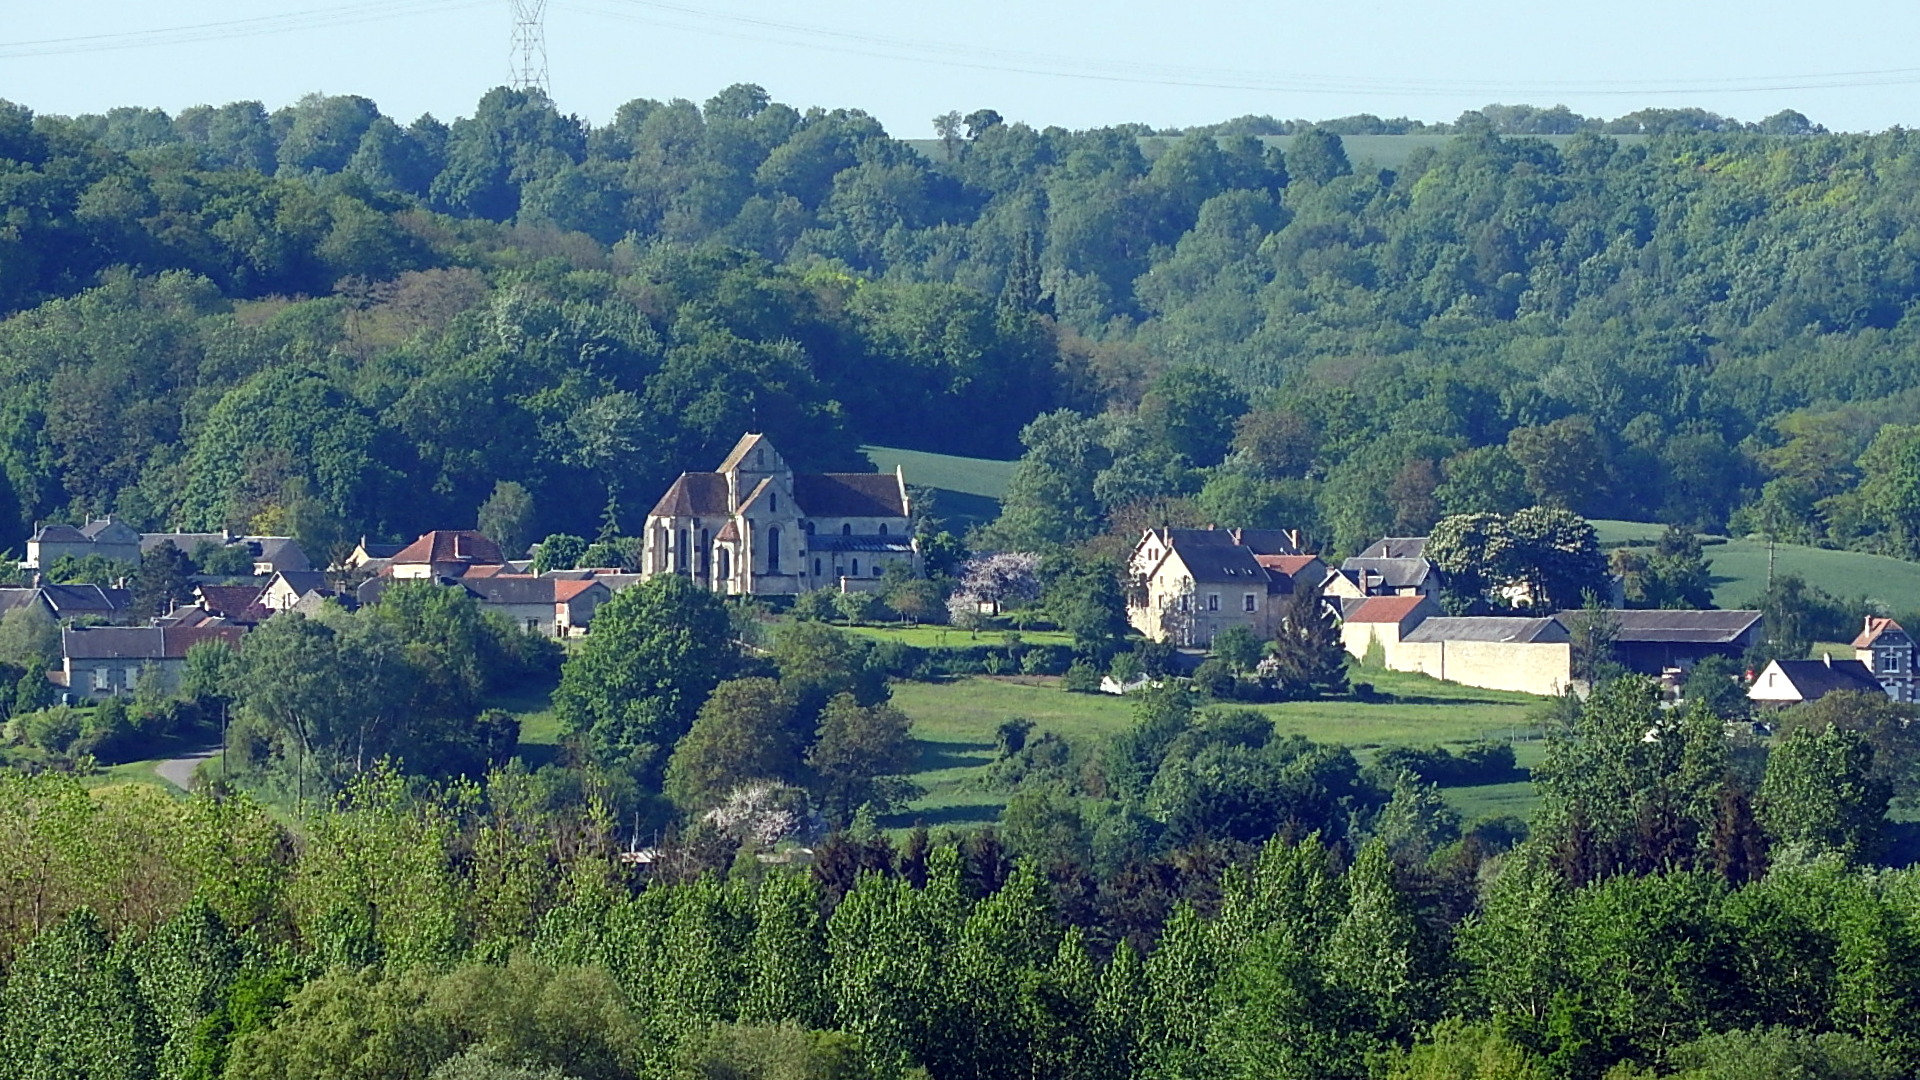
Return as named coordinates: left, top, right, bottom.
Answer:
left=510, top=0, right=550, bottom=96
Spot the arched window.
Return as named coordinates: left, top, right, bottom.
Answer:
left=718, top=548, right=731, bottom=582
left=851, top=558, right=860, bottom=577
left=842, top=523, right=852, bottom=535
left=878, top=524, right=888, bottom=536
left=770, top=493, right=778, bottom=512
left=767, top=527, right=781, bottom=572
left=699, top=530, right=710, bottom=575
left=804, top=521, right=815, bottom=535
left=813, top=557, right=822, bottom=576
left=679, top=529, right=691, bottom=573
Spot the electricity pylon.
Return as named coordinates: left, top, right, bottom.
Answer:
left=510, top=0, right=549, bottom=95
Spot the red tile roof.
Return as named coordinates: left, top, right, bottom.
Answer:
left=554, top=580, right=601, bottom=603
left=1854, top=616, right=1905, bottom=648
left=391, top=530, right=505, bottom=568
left=1345, top=596, right=1432, bottom=624
left=1256, top=555, right=1322, bottom=576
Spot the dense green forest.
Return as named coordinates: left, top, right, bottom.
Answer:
left=4, top=87, right=1920, bottom=560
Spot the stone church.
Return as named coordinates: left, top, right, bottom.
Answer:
left=642, top=434, right=918, bottom=595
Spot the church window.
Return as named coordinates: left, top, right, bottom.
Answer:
left=851, top=558, right=860, bottom=577
left=770, top=494, right=778, bottom=512
left=879, top=524, right=888, bottom=536
left=842, top=523, right=852, bottom=535
left=767, top=527, right=781, bottom=572
left=700, top=530, right=710, bottom=575
left=804, top=521, right=815, bottom=535
left=718, top=548, right=731, bottom=581
left=814, top=557, right=822, bottom=576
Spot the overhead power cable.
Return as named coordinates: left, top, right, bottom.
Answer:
left=566, top=0, right=1920, bottom=97
left=0, top=1, right=493, bottom=59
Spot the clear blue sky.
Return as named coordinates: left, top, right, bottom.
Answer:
left=7, top=0, right=1920, bottom=134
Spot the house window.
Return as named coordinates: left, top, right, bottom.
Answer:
left=1207, top=594, right=1219, bottom=612
left=125, top=667, right=140, bottom=690
left=1244, top=593, right=1257, bottom=612
left=767, top=527, right=782, bottom=572
left=94, top=668, right=110, bottom=692
left=879, top=524, right=889, bottom=536
left=526, top=618, right=540, bottom=634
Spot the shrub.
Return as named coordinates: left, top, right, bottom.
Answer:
left=1062, top=661, right=1101, bottom=693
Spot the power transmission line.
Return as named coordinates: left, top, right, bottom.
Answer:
left=0, top=1, right=490, bottom=60
left=565, top=0, right=1920, bottom=98
left=510, top=0, right=551, bottom=95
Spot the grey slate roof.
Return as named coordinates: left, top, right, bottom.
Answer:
left=1357, top=537, right=1428, bottom=559
left=1175, top=544, right=1273, bottom=585
left=1555, top=609, right=1763, bottom=644
left=239, top=536, right=312, bottom=572
left=140, top=532, right=230, bottom=555
left=0, top=588, right=52, bottom=614
left=793, top=473, right=907, bottom=517
left=1763, top=658, right=1883, bottom=699
left=461, top=577, right=555, bottom=605
left=271, top=572, right=331, bottom=596
left=1403, top=617, right=1569, bottom=644
left=1341, top=556, right=1437, bottom=590
left=30, top=524, right=86, bottom=543
left=41, top=584, right=132, bottom=616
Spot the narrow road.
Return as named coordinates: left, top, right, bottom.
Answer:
left=154, top=746, right=220, bottom=792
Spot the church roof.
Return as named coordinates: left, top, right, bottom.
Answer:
left=717, top=433, right=770, bottom=474
left=793, top=473, right=906, bottom=517
left=650, top=473, right=732, bottom=517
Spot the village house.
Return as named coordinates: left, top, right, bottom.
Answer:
left=1126, top=527, right=1311, bottom=646
left=260, top=571, right=335, bottom=612
left=1853, top=617, right=1919, bottom=702
left=1749, top=655, right=1885, bottom=705
left=25, top=517, right=142, bottom=569
left=55, top=625, right=246, bottom=698
left=1339, top=537, right=1442, bottom=598
left=356, top=571, right=611, bottom=638
left=140, top=532, right=311, bottom=575
left=642, top=433, right=918, bottom=596
left=388, top=530, right=508, bottom=580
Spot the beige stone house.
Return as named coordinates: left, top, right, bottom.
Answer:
left=56, top=625, right=246, bottom=698
left=1126, top=528, right=1310, bottom=647
left=25, top=517, right=142, bottom=569
left=642, top=434, right=917, bottom=596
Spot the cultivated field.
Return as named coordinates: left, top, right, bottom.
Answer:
left=1593, top=519, right=1920, bottom=611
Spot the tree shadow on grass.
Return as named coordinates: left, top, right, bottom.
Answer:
left=880, top=802, right=1004, bottom=830
left=912, top=739, right=997, bottom=773
left=516, top=741, right=561, bottom=770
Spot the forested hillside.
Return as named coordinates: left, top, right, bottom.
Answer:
left=5, top=87, right=1920, bottom=560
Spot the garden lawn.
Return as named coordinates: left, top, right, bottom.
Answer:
left=887, top=670, right=1551, bottom=830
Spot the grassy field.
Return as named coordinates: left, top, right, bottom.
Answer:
left=494, top=681, right=564, bottom=770
left=889, top=668, right=1550, bottom=829
left=861, top=445, right=1015, bottom=530
left=1591, top=519, right=1920, bottom=610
